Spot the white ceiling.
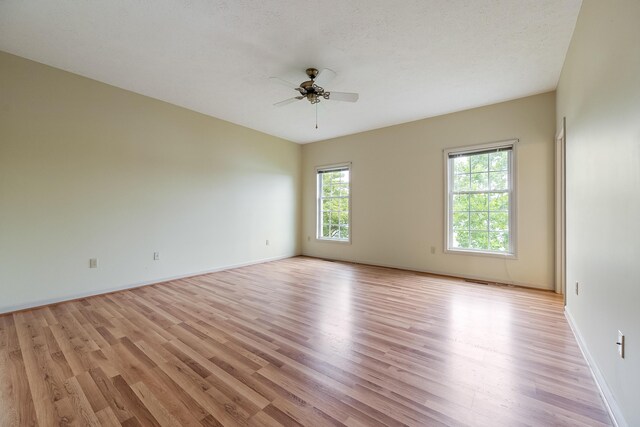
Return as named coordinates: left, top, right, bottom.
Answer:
left=0, top=0, right=581, bottom=143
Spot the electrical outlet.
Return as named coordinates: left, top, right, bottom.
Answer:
left=575, top=282, right=579, bottom=295
left=153, top=252, right=160, bottom=261
left=617, top=331, right=625, bottom=358
left=266, top=240, right=270, bottom=246
left=89, top=258, right=98, bottom=268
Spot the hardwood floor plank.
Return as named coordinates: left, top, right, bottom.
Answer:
left=95, top=407, right=123, bottom=427
left=168, top=338, right=270, bottom=411
left=152, top=355, right=247, bottom=426
left=150, top=366, right=212, bottom=422
left=14, top=318, right=61, bottom=425
left=0, top=257, right=612, bottom=426
left=248, top=408, right=298, bottom=427
left=129, top=381, right=183, bottom=427
left=1, top=316, right=39, bottom=427
left=63, top=376, right=102, bottom=426
left=112, top=374, right=162, bottom=427
left=125, top=343, right=204, bottom=426
left=75, top=370, right=109, bottom=413
left=89, top=367, right=137, bottom=423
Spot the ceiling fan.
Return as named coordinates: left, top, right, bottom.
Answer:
left=270, top=68, right=359, bottom=107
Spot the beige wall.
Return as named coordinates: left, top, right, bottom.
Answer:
left=302, top=92, right=556, bottom=289
left=0, top=51, right=301, bottom=313
left=557, top=1, right=640, bottom=425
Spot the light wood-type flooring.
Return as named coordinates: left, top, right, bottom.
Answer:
left=0, top=257, right=611, bottom=426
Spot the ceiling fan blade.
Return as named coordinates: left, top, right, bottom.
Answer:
left=314, top=68, right=337, bottom=87
left=327, top=91, right=359, bottom=102
left=273, top=97, right=303, bottom=107
left=269, top=76, right=300, bottom=89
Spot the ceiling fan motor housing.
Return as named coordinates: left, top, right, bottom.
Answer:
left=298, top=76, right=329, bottom=104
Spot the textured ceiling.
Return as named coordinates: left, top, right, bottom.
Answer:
left=0, top=0, right=582, bottom=143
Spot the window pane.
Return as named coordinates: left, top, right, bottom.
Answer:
left=470, top=154, right=489, bottom=173
left=490, top=152, right=508, bottom=171
left=489, top=171, right=508, bottom=190
left=489, top=232, right=509, bottom=251
left=322, top=172, right=336, bottom=186
left=330, top=224, right=340, bottom=238
left=322, top=223, right=330, bottom=237
left=469, top=193, right=488, bottom=211
left=469, top=231, right=489, bottom=249
left=454, top=157, right=470, bottom=174
left=489, top=193, right=509, bottom=211
left=339, top=225, right=348, bottom=239
left=330, top=211, right=340, bottom=224
left=339, top=197, right=350, bottom=212
left=470, top=173, right=488, bottom=191
left=452, top=212, right=469, bottom=230
left=338, top=211, right=349, bottom=225
left=453, top=231, right=469, bottom=248
left=454, top=174, right=470, bottom=191
left=453, top=194, right=470, bottom=211
left=322, top=199, right=334, bottom=212
left=322, top=211, right=330, bottom=227
left=470, top=212, right=488, bottom=231
left=489, top=212, right=509, bottom=231
left=334, top=183, right=349, bottom=197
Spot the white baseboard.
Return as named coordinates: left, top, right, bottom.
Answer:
left=564, top=308, right=627, bottom=427
left=302, top=253, right=553, bottom=291
left=0, top=254, right=295, bottom=315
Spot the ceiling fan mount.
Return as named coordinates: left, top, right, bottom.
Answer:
left=305, top=67, right=319, bottom=79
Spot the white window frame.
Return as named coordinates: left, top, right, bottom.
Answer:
left=316, top=162, right=352, bottom=243
left=443, top=140, right=518, bottom=258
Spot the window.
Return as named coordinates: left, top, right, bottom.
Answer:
left=445, top=141, right=516, bottom=256
left=317, top=163, right=351, bottom=241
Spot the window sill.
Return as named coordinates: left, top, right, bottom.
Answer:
left=316, top=238, right=351, bottom=245
left=444, top=248, right=517, bottom=260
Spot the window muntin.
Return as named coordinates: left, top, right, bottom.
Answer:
left=446, top=143, right=515, bottom=256
left=317, top=164, right=350, bottom=241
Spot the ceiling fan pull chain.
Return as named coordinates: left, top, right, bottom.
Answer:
left=316, top=102, right=318, bottom=129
